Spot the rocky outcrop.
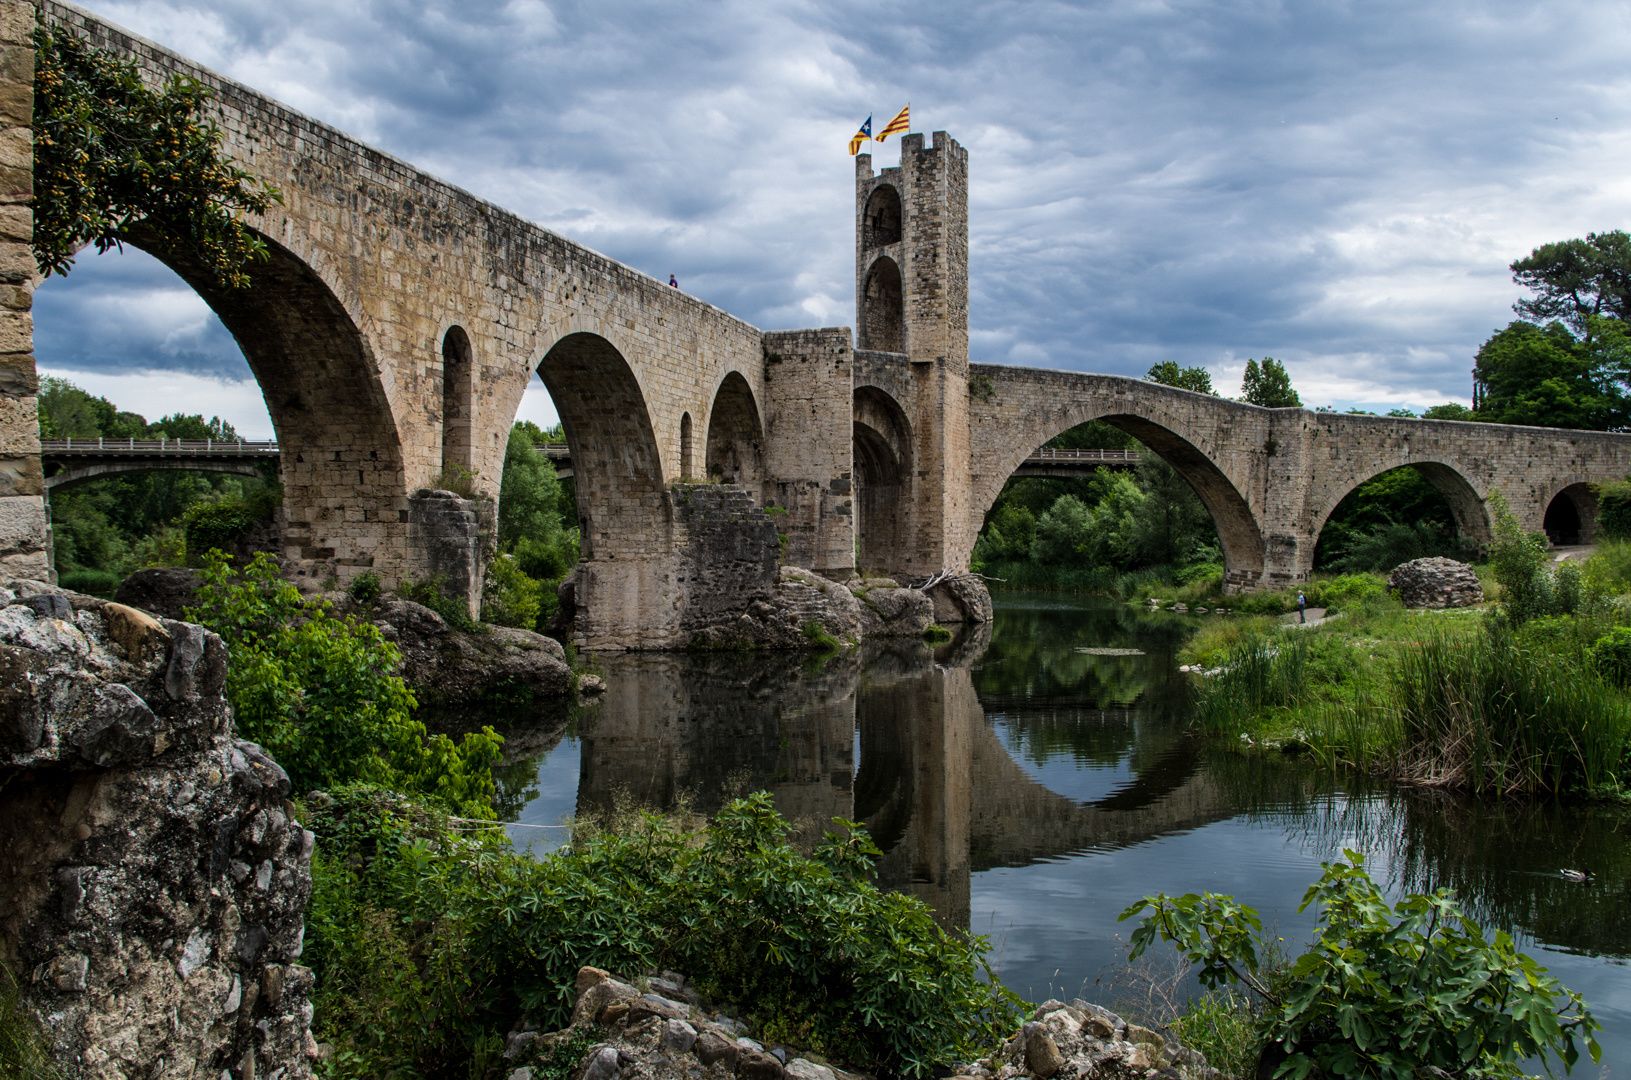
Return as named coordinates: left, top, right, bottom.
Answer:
left=977, top=998, right=1218, bottom=1080
left=1388, top=557, right=1484, bottom=609
left=512, top=968, right=1214, bottom=1080
left=0, top=577, right=316, bottom=1080
left=926, top=575, right=994, bottom=625
left=114, top=566, right=204, bottom=621
left=372, top=599, right=574, bottom=708
left=682, top=568, right=955, bottom=650
left=849, top=578, right=936, bottom=638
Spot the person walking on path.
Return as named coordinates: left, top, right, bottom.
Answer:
left=1298, top=590, right=1307, bottom=623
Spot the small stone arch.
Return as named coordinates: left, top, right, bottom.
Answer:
left=863, top=184, right=902, bottom=248
left=680, top=412, right=695, bottom=480
left=704, top=372, right=765, bottom=491
left=861, top=257, right=904, bottom=353
left=1544, top=482, right=1598, bottom=545
left=441, top=325, right=474, bottom=476
left=533, top=331, right=666, bottom=561
left=1311, top=461, right=1492, bottom=556
left=854, top=386, right=913, bottom=575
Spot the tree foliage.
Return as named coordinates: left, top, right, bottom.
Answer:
left=1146, top=360, right=1217, bottom=395
left=1511, top=230, right=1631, bottom=338
left=187, top=552, right=502, bottom=815
left=1472, top=319, right=1631, bottom=430
left=1121, top=852, right=1600, bottom=1080
left=32, top=23, right=279, bottom=287
left=1241, top=358, right=1301, bottom=408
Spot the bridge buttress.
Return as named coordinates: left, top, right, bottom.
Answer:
left=0, top=0, right=50, bottom=581
left=761, top=328, right=856, bottom=578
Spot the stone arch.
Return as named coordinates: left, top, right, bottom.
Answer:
left=441, top=326, right=474, bottom=476
left=861, top=257, right=904, bottom=353
left=705, top=371, right=765, bottom=491
left=1544, top=482, right=1597, bottom=545
left=863, top=184, right=902, bottom=248
left=115, top=224, right=405, bottom=574
left=854, top=386, right=913, bottom=575
left=971, top=409, right=1266, bottom=588
left=680, top=412, right=695, bottom=481
left=533, top=331, right=666, bottom=560
left=1310, top=461, right=1492, bottom=554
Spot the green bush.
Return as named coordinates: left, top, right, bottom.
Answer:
left=1588, top=626, right=1631, bottom=687
left=187, top=551, right=502, bottom=815
left=1307, top=573, right=1386, bottom=613
left=346, top=571, right=381, bottom=606
left=303, top=788, right=1023, bottom=1079
left=398, top=575, right=483, bottom=633
left=57, top=569, right=119, bottom=597
left=181, top=497, right=253, bottom=563
left=1122, top=852, right=1601, bottom=1080
left=481, top=554, right=543, bottom=629
left=1594, top=479, right=1631, bottom=540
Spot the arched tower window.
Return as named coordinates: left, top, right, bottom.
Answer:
left=863, top=185, right=902, bottom=248
left=441, top=326, right=474, bottom=475
left=680, top=411, right=694, bottom=480
left=862, top=257, right=904, bottom=353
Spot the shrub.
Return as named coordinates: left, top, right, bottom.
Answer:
left=1486, top=492, right=1553, bottom=623
left=398, top=575, right=483, bottom=633
left=346, top=570, right=381, bottom=606
left=1594, top=479, right=1631, bottom=540
left=1121, top=852, right=1601, bottom=1080
left=58, top=569, right=119, bottom=597
left=181, top=497, right=254, bottom=563
left=1307, top=573, right=1385, bottom=613
left=187, top=551, right=502, bottom=815
left=1588, top=626, right=1631, bottom=687
left=303, top=788, right=1024, bottom=1079
left=481, top=554, right=543, bottom=629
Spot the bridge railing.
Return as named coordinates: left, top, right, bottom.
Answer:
left=40, top=438, right=282, bottom=457
left=1026, top=448, right=1143, bottom=463
left=533, top=443, right=571, bottom=459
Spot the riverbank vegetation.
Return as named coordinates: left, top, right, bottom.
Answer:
left=1180, top=502, right=1631, bottom=798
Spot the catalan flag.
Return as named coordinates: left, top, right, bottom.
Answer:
left=848, top=116, right=872, bottom=155
left=877, top=104, right=910, bottom=142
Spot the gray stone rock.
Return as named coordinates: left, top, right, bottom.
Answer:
left=785, top=1060, right=835, bottom=1080
left=113, top=566, right=203, bottom=621
left=694, top=1029, right=739, bottom=1068
left=926, top=574, right=994, bottom=624
left=504, top=1031, right=539, bottom=1060
left=1023, top=1022, right=1064, bottom=1079
left=1389, top=557, right=1484, bottom=609
left=660, top=1020, right=698, bottom=1052
left=737, top=1049, right=786, bottom=1080
left=581, top=1045, right=621, bottom=1080
left=854, top=586, right=935, bottom=638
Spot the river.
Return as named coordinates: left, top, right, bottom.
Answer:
left=498, top=593, right=1631, bottom=1075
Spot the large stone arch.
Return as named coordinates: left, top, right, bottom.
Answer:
left=1308, top=460, right=1492, bottom=554
left=854, top=386, right=914, bottom=576
left=970, top=404, right=1265, bottom=588
left=116, top=225, right=407, bottom=579
left=705, top=371, right=765, bottom=493
left=1544, top=481, right=1598, bottom=545
left=532, top=331, right=667, bottom=560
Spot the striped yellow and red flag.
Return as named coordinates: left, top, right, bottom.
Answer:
left=876, top=104, right=910, bottom=142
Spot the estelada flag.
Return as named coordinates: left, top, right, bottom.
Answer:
left=877, top=104, right=909, bottom=142
left=848, top=116, right=872, bottom=155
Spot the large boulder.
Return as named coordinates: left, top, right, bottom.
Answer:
left=114, top=566, right=203, bottom=621
left=850, top=581, right=936, bottom=637
left=372, top=599, right=573, bottom=709
left=1388, top=557, right=1484, bottom=608
left=925, top=574, right=993, bottom=624
left=0, top=579, right=316, bottom=1080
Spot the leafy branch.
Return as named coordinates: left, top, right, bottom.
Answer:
left=31, top=21, right=281, bottom=288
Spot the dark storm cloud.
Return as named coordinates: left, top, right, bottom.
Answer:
left=48, top=0, right=1631, bottom=416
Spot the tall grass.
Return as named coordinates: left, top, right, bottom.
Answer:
left=1389, top=622, right=1631, bottom=795
left=1194, top=635, right=1311, bottom=734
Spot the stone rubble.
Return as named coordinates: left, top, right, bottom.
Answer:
left=0, top=577, right=316, bottom=1080
left=514, top=969, right=1214, bottom=1080
left=1387, top=557, right=1484, bottom=609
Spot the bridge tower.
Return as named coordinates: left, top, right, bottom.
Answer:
left=853, top=131, right=973, bottom=577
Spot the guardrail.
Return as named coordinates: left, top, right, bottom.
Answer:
left=40, top=438, right=281, bottom=456
left=1026, top=448, right=1142, bottom=463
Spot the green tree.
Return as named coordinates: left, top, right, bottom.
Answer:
left=498, top=423, right=578, bottom=581
left=1511, top=230, right=1631, bottom=338
left=1146, top=360, right=1216, bottom=395
left=1240, top=358, right=1301, bottom=407
left=32, top=23, right=280, bottom=286
left=1127, top=457, right=1215, bottom=566
left=1471, top=319, right=1630, bottom=430
left=1421, top=402, right=1475, bottom=421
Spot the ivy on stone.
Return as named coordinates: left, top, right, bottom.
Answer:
left=31, top=21, right=280, bottom=287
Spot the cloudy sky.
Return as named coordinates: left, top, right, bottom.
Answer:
left=35, top=0, right=1631, bottom=438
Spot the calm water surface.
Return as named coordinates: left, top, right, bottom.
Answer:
left=500, top=594, right=1631, bottom=1075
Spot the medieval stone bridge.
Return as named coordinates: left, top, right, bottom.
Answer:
left=2, top=2, right=1627, bottom=644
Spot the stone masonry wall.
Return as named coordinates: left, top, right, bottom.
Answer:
left=761, top=328, right=855, bottom=578
left=0, top=0, right=48, bottom=581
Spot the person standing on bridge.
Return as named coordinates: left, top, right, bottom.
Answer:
left=669, top=274, right=678, bottom=288
left=1298, top=590, right=1307, bottom=623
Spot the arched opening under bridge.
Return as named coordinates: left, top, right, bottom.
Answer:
left=1312, top=462, right=1490, bottom=571
left=853, top=386, right=913, bottom=576
left=1545, top=483, right=1597, bottom=546
left=705, top=372, right=764, bottom=493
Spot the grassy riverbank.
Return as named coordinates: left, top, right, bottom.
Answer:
left=1178, top=536, right=1631, bottom=798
